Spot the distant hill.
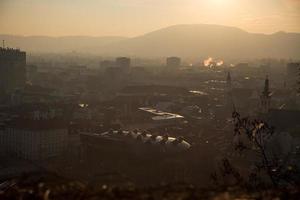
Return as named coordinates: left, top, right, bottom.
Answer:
left=99, top=24, right=300, bottom=59
left=1, top=24, right=300, bottom=59
left=0, top=35, right=127, bottom=53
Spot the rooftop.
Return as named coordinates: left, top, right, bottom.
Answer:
left=139, top=107, right=184, bottom=121
left=0, top=47, right=26, bottom=57
left=81, top=129, right=191, bottom=151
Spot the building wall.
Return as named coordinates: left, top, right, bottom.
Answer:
left=0, top=129, right=7, bottom=157
left=0, top=128, right=68, bottom=160
left=0, top=48, right=26, bottom=91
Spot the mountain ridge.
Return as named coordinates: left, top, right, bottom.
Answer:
left=1, top=24, right=300, bottom=59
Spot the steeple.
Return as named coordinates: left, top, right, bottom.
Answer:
left=226, top=71, right=232, bottom=90
left=227, top=71, right=231, bottom=83
left=260, top=76, right=272, bottom=114
left=225, top=71, right=235, bottom=110
left=263, top=75, right=270, bottom=96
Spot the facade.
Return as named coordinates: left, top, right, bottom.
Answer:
left=0, top=119, right=68, bottom=160
left=0, top=127, right=7, bottom=158
left=0, top=47, right=26, bottom=92
left=166, top=57, right=181, bottom=68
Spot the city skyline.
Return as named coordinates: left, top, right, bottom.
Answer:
left=1, top=0, right=300, bottom=37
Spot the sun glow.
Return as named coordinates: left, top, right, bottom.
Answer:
left=193, top=0, right=236, bottom=13
left=213, top=0, right=237, bottom=8
left=211, top=0, right=227, bottom=5
left=206, top=0, right=236, bottom=8
left=1, top=0, right=300, bottom=36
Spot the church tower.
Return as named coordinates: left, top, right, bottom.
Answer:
left=225, top=71, right=234, bottom=109
left=226, top=71, right=232, bottom=91
left=260, top=76, right=272, bottom=113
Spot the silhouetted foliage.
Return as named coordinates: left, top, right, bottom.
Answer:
left=231, top=111, right=299, bottom=187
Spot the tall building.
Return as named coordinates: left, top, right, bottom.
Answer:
left=260, top=76, right=272, bottom=114
left=166, top=57, right=181, bottom=68
left=116, top=57, right=131, bottom=69
left=0, top=47, right=26, bottom=92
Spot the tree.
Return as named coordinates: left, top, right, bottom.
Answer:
left=231, top=111, right=299, bottom=187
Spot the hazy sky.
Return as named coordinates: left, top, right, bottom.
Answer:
left=1, top=0, right=300, bottom=37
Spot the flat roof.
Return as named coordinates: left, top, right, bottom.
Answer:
left=139, top=107, right=184, bottom=121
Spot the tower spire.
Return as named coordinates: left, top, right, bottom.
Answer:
left=260, top=75, right=272, bottom=114
left=263, top=75, right=270, bottom=96
left=225, top=71, right=235, bottom=112
left=226, top=71, right=232, bottom=89
left=227, top=71, right=231, bottom=83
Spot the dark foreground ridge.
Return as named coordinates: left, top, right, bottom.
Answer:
left=1, top=173, right=300, bottom=200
